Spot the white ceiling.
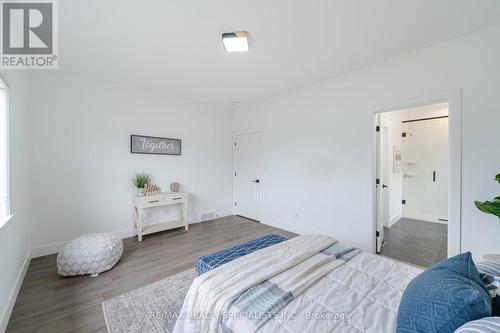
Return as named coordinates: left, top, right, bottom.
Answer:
left=59, top=0, right=500, bottom=107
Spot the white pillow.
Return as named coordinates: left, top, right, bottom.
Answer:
left=454, top=317, right=500, bottom=333
left=477, top=260, right=500, bottom=298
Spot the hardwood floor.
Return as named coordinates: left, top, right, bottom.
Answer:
left=7, top=216, right=295, bottom=333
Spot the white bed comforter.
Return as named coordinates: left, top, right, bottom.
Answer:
left=174, top=235, right=337, bottom=333
left=174, top=236, right=422, bottom=333
left=262, top=252, right=422, bottom=333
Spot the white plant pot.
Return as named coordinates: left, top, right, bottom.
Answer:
left=137, top=188, right=145, bottom=196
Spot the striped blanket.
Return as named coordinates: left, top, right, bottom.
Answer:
left=173, top=235, right=359, bottom=333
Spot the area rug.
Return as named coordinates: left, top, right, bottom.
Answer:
left=102, top=269, right=196, bottom=333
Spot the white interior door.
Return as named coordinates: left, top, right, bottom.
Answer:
left=234, top=132, right=261, bottom=221
left=375, top=122, right=388, bottom=253
left=402, top=117, right=448, bottom=222
left=381, top=126, right=390, bottom=228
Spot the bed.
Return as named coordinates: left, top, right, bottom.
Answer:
left=258, top=252, right=421, bottom=333
left=173, top=235, right=422, bottom=333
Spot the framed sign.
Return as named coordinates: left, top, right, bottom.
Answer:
left=130, top=135, right=182, bottom=155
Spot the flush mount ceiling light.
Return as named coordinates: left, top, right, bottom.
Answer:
left=222, top=31, right=249, bottom=52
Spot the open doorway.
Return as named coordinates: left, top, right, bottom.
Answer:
left=375, top=103, right=449, bottom=267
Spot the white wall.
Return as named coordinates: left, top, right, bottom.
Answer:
left=234, top=25, right=500, bottom=258
left=380, top=103, right=449, bottom=227
left=28, top=71, right=233, bottom=255
left=0, top=71, right=31, bottom=332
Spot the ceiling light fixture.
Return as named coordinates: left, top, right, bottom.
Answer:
left=222, top=31, right=249, bottom=53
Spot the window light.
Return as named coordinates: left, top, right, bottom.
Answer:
left=0, top=82, right=9, bottom=222
left=222, top=31, right=249, bottom=53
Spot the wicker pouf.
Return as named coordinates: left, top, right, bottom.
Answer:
left=57, top=233, right=123, bottom=277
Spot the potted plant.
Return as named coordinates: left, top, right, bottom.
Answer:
left=132, top=172, right=151, bottom=196
left=475, top=174, right=500, bottom=219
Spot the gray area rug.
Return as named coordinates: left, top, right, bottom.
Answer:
left=102, top=269, right=196, bottom=333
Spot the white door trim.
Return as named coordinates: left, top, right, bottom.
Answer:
left=232, top=130, right=263, bottom=221
left=370, top=89, right=462, bottom=257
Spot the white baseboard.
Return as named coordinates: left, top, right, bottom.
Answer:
left=208, top=211, right=233, bottom=222
left=189, top=211, right=233, bottom=224
left=402, top=215, right=448, bottom=224
left=0, top=250, right=31, bottom=333
left=388, top=214, right=402, bottom=228
left=31, top=230, right=135, bottom=257
left=31, top=240, right=67, bottom=258
left=113, top=228, right=135, bottom=239
left=31, top=211, right=235, bottom=258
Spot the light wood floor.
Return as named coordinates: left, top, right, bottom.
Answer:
left=7, top=216, right=295, bottom=333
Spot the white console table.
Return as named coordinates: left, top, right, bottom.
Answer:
left=133, top=192, right=188, bottom=241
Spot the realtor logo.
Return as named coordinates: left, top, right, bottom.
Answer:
left=1, top=0, right=58, bottom=69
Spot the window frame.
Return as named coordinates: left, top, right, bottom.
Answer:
left=0, top=76, right=11, bottom=228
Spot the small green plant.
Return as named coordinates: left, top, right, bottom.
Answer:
left=475, top=173, right=500, bottom=219
left=132, top=172, right=151, bottom=189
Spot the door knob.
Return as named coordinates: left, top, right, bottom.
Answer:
left=252, top=179, right=260, bottom=183
left=382, top=184, right=388, bottom=189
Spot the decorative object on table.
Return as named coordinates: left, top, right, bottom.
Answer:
left=144, top=182, right=161, bottom=196
left=133, top=192, right=189, bottom=241
left=130, top=135, right=181, bottom=155
left=393, top=144, right=402, bottom=173
left=131, top=172, right=151, bottom=196
left=475, top=173, right=500, bottom=219
left=57, top=233, right=123, bottom=277
left=170, top=182, right=180, bottom=192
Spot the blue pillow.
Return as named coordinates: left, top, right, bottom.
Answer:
left=397, top=252, right=492, bottom=333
